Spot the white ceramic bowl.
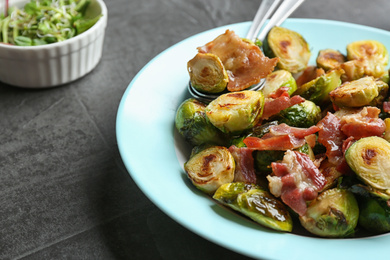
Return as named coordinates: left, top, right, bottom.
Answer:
left=0, top=0, right=107, bottom=88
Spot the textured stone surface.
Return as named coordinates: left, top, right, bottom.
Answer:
left=0, top=0, right=389, bottom=259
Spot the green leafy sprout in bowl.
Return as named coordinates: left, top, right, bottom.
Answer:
left=0, top=0, right=102, bottom=46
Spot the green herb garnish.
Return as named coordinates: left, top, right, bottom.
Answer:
left=0, top=0, right=101, bottom=46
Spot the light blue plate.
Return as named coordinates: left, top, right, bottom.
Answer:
left=116, top=19, right=390, bottom=260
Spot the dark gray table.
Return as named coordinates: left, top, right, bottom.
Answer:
left=1, top=0, right=389, bottom=259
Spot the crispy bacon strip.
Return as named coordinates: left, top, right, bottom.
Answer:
left=229, top=146, right=257, bottom=184
left=268, top=151, right=326, bottom=216
left=316, top=112, right=346, bottom=166
left=262, top=88, right=305, bottom=120
left=269, top=123, right=320, bottom=139
left=340, top=107, right=385, bottom=139
left=198, top=30, right=278, bottom=92
left=244, top=124, right=319, bottom=151
left=383, top=101, right=390, bottom=113
left=244, top=135, right=306, bottom=151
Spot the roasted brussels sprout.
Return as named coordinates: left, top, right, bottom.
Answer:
left=175, top=98, right=225, bottom=146
left=345, top=136, right=390, bottom=190
left=350, top=184, right=390, bottom=233
left=187, top=53, right=229, bottom=93
left=205, top=90, right=264, bottom=134
left=330, top=76, right=379, bottom=107
left=294, top=69, right=343, bottom=106
left=316, top=49, right=346, bottom=71
left=370, top=79, right=389, bottom=106
left=299, top=188, right=359, bottom=237
left=347, top=40, right=389, bottom=78
left=184, top=146, right=235, bottom=194
left=261, top=70, right=297, bottom=98
left=263, top=26, right=311, bottom=73
left=384, top=118, right=390, bottom=142
left=339, top=60, right=365, bottom=82
left=213, top=182, right=293, bottom=232
left=254, top=150, right=285, bottom=173
left=276, top=100, right=322, bottom=128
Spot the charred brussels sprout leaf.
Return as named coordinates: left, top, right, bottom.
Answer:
left=187, top=53, right=229, bottom=93
left=347, top=40, right=389, bottom=78
left=316, top=49, right=346, bottom=71
left=370, top=79, right=389, bottom=106
left=214, top=182, right=293, bottom=232
left=299, top=188, right=359, bottom=237
left=351, top=184, right=390, bottom=233
left=345, top=136, right=390, bottom=190
left=261, top=70, right=297, bottom=98
left=330, top=76, right=379, bottom=107
left=276, top=100, right=322, bottom=128
left=254, top=150, right=285, bottom=173
left=205, top=90, right=264, bottom=134
left=175, top=98, right=225, bottom=146
left=263, top=26, right=311, bottom=73
left=184, top=146, right=235, bottom=194
left=294, top=68, right=343, bottom=106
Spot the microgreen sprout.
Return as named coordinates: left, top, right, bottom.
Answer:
left=0, top=0, right=101, bottom=46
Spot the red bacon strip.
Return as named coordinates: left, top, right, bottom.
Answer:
left=383, top=101, right=390, bottom=113
left=340, top=107, right=385, bottom=139
left=262, top=88, right=305, bottom=120
left=316, top=112, right=346, bottom=166
left=269, top=123, right=320, bottom=139
left=244, top=135, right=305, bottom=151
left=229, top=145, right=257, bottom=184
left=243, top=124, right=319, bottom=151
left=269, top=151, right=326, bottom=216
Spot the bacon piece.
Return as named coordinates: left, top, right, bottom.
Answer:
left=269, top=123, right=320, bottom=139
left=244, top=135, right=306, bottom=151
left=384, top=101, right=390, bottom=113
left=339, top=107, right=385, bottom=139
left=198, top=30, right=278, bottom=92
left=268, top=151, right=326, bottom=216
left=228, top=146, right=257, bottom=184
left=295, top=66, right=325, bottom=87
left=262, top=91, right=305, bottom=120
left=316, top=112, right=346, bottom=166
left=244, top=124, right=319, bottom=151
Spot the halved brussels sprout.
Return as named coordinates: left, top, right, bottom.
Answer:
left=184, top=146, right=235, bottom=194
left=261, top=70, right=297, bottom=98
left=370, top=79, right=389, bottom=106
left=340, top=60, right=365, bottom=82
left=213, top=182, right=293, bottom=232
left=276, top=100, right=322, bottom=128
left=316, top=49, right=346, bottom=71
left=350, top=184, right=390, bottom=233
left=329, top=76, right=379, bottom=107
left=384, top=118, right=390, bottom=142
left=254, top=150, right=285, bottom=174
left=175, top=98, right=225, bottom=146
left=263, top=26, right=311, bottom=73
left=345, top=136, right=390, bottom=190
left=205, top=90, right=264, bottom=134
left=187, top=53, right=229, bottom=93
left=299, top=188, right=359, bottom=237
left=294, top=68, right=343, bottom=106
left=347, top=40, right=389, bottom=78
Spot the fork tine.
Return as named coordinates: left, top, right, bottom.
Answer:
left=257, top=0, right=305, bottom=42
left=246, top=0, right=282, bottom=42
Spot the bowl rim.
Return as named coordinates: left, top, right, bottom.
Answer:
left=0, top=0, right=108, bottom=50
